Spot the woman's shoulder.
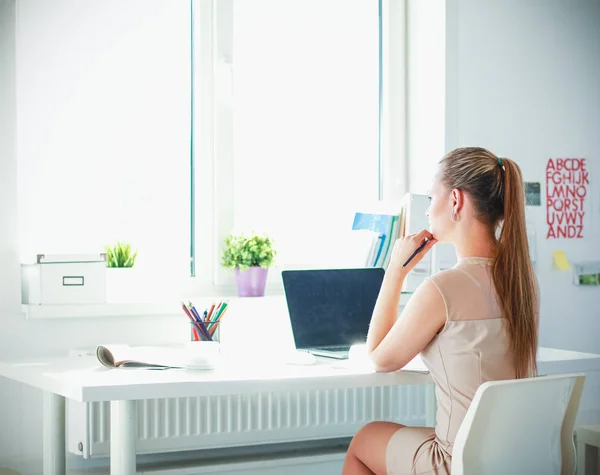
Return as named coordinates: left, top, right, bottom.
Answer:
left=425, top=267, right=463, bottom=285
left=424, top=264, right=486, bottom=297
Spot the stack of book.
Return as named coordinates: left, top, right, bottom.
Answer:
left=351, top=212, right=402, bottom=269
left=351, top=193, right=435, bottom=292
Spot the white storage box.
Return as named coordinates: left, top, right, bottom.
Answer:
left=21, top=254, right=107, bottom=305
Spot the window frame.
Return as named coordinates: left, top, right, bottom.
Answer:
left=14, top=0, right=408, bottom=314
left=188, top=0, right=237, bottom=296
left=191, top=0, right=407, bottom=296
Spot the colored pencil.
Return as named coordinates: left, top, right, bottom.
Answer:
left=188, top=303, right=212, bottom=341
left=208, top=302, right=228, bottom=336
left=180, top=302, right=201, bottom=341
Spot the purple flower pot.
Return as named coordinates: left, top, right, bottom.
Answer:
left=234, top=266, right=268, bottom=297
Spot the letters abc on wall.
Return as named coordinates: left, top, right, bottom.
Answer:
left=545, top=158, right=589, bottom=239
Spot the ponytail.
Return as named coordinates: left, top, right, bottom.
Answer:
left=441, top=147, right=539, bottom=379
left=492, top=158, right=538, bottom=378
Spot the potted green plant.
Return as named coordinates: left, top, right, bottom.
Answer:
left=105, top=241, right=138, bottom=268
left=104, top=241, right=138, bottom=302
left=222, top=232, right=276, bottom=297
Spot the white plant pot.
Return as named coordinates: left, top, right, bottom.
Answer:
left=106, top=267, right=141, bottom=303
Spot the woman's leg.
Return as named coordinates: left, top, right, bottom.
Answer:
left=342, top=421, right=404, bottom=475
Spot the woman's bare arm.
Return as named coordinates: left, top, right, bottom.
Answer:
left=365, top=229, right=446, bottom=372
left=368, top=278, right=446, bottom=372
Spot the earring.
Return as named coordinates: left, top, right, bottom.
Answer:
left=451, top=210, right=459, bottom=222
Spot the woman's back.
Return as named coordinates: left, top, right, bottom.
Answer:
left=422, top=256, right=517, bottom=455
left=342, top=149, right=538, bottom=475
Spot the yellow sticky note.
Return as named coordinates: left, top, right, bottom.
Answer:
left=553, top=251, right=571, bottom=270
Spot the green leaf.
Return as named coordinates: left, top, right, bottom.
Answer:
left=221, top=231, right=276, bottom=269
left=105, top=241, right=138, bottom=268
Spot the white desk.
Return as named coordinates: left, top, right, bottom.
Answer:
left=0, top=353, right=432, bottom=475
left=1, top=347, right=599, bottom=475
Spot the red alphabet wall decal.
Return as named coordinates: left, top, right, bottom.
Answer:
left=546, top=158, right=589, bottom=239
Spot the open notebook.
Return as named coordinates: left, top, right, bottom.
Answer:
left=96, top=345, right=186, bottom=369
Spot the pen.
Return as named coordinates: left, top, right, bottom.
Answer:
left=402, top=238, right=429, bottom=268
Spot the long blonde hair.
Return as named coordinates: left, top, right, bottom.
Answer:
left=440, top=147, right=538, bottom=378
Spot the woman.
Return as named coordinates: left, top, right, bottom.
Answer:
left=342, top=147, right=539, bottom=475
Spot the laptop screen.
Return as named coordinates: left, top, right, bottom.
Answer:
left=282, top=268, right=385, bottom=350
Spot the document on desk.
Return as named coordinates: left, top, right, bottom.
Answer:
left=96, top=345, right=185, bottom=369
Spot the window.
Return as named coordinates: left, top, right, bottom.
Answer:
left=18, top=1, right=403, bottom=302
left=207, top=0, right=382, bottom=288
left=17, top=0, right=192, bottom=299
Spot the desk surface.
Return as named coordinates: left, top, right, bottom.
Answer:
left=0, top=347, right=598, bottom=403
left=0, top=353, right=432, bottom=402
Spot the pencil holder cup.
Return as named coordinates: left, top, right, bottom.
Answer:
left=185, top=338, right=220, bottom=370
left=190, top=320, right=220, bottom=343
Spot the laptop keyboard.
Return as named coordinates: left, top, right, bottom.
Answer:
left=321, top=345, right=351, bottom=352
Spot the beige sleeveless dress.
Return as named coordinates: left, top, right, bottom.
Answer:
left=386, top=257, right=517, bottom=475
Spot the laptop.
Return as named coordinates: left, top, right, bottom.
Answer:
left=281, top=268, right=385, bottom=359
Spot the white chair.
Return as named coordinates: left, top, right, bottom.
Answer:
left=452, top=373, right=586, bottom=475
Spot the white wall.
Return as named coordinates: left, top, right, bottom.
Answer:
left=409, top=0, right=600, bottom=351
left=0, top=4, right=189, bottom=473
left=407, top=0, right=446, bottom=194
left=0, top=1, right=33, bottom=471
left=443, top=0, right=600, bottom=354
left=408, top=0, right=600, bottom=422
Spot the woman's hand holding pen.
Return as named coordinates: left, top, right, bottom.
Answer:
left=366, top=229, right=437, bottom=356
left=390, top=229, right=437, bottom=275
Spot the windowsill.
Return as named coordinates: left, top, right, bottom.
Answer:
left=20, top=275, right=287, bottom=320
left=21, top=293, right=285, bottom=320
left=21, top=302, right=186, bottom=320
left=21, top=289, right=413, bottom=320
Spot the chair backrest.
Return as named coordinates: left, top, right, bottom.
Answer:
left=451, top=373, right=586, bottom=475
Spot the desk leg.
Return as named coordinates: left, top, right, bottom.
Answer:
left=42, top=392, right=66, bottom=475
left=424, top=382, right=437, bottom=427
left=110, top=400, right=137, bottom=475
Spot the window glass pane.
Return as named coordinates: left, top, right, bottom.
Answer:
left=232, top=0, right=379, bottom=269
left=17, top=1, right=190, bottom=285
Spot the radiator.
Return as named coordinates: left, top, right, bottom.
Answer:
left=67, top=385, right=428, bottom=459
